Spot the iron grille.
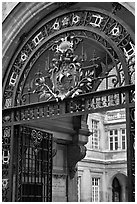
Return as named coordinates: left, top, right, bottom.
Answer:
left=16, top=126, right=52, bottom=202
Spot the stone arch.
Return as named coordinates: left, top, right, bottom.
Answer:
left=108, top=172, right=128, bottom=202
left=109, top=172, right=127, bottom=187
left=2, top=2, right=135, bottom=202
left=3, top=2, right=135, bottom=109
left=3, top=2, right=135, bottom=80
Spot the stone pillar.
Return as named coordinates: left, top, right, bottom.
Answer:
left=101, top=172, right=107, bottom=202
left=81, top=169, right=91, bottom=202
left=108, top=187, right=112, bottom=202
left=67, top=115, right=89, bottom=201
left=121, top=185, right=128, bottom=202
left=67, top=169, right=78, bottom=202
left=67, top=144, right=87, bottom=201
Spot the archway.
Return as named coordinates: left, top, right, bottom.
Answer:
left=2, top=2, right=135, bottom=202
left=112, top=177, right=121, bottom=202
left=112, top=173, right=128, bottom=202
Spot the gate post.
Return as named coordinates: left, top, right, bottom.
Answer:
left=125, top=90, right=135, bottom=201
left=2, top=112, right=15, bottom=201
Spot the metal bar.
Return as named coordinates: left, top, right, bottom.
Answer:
left=7, top=113, right=15, bottom=201
left=125, top=91, right=135, bottom=202
left=2, top=85, right=135, bottom=125
left=126, top=106, right=132, bottom=201
left=2, top=103, right=135, bottom=127
left=3, top=84, right=135, bottom=112
left=28, top=133, right=30, bottom=185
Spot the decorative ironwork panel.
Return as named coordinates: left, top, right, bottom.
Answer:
left=14, top=30, right=127, bottom=106
left=16, top=126, right=52, bottom=202
left=11, top=85, right=129, bottom=123
left=2, top=112, right=12, bottom=124
left=3, top=7, right=134, bottom=109
left=66, top=92, right=124, bottom=114
left=2, top=126, right=11, bottom=201
left=2, top=3, right=135, bottom=202
left=14, top=102, right=66, bottom=122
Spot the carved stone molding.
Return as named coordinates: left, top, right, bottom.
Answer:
left=67, top=144, right=87, bottom=179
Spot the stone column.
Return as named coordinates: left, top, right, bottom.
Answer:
left=81, top=169, right=91, bottom=202
left=108, top=187, right=112, bottom=202
left=67, top=144, right=87, bottom=201
left=67, top=169, right=78, bottom=202
left=67, top=115, right=89, bottom=201
left=121, top=185, right=128, bottom=201
left=101, top=172, right=107, bottom=202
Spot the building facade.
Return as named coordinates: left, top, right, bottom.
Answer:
left=2, top=2, right=135, bottom=202
left=78, top=109, right=128, bottom=202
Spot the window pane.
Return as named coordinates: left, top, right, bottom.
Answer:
left=114, top=130, right=118, bottom=135
left=91, top=120, right=99, bottom=149
left=115, top=136, right=118, bottom=150
left=122, top=129, right=125, bottom=134
left=110, top=143, right=113, bottom=150
left=115, top=142, right=118, bottom=150
left=115, top=136, right=118, bottom=141
left=122, top=135, right=125, bottom=140
left=121, top=129, right=126, bottom=150
left=92, top=178, right=95, bottom=185
left=122, top=142, right=125, bottom=149
left=110, top=130, right=113, bottom=135
left=122, top=136, right=125, bottom=149
left=110, top=137, right=113, bottom=142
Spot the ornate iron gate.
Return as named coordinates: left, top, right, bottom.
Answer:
left=15, top=126, right=52, bottom=202
left=2, top=2, right=135, bottom=202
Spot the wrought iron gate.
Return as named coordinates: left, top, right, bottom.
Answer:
left=2, top=2, right=135, bottom=202
left=16, top=126, right=52, bottom=202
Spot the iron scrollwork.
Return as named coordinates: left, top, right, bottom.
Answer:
left=3, top=8, right=135, bottom=109
left=17, top=30, right=121, bottom=106
left=31, top=35, right=103, bottom=102
left=31, top=129, right=43, bottom=154
left=16, top=126, right=53, bottom=201
left=2, top=126, right=11, bottom=202
left=12, top=86, right=127, bottom=123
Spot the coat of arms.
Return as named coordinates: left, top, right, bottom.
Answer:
left=48, top=36, right=81, bottom=100
left=32, top=35, right=101, bottom=102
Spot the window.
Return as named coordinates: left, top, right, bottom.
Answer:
left=109, top=129, right=118, bottom=150
left=92, top=178, right=100, bottom=202
left=121, top=128, right=126, bottom=150
left=109, top=128, right=126, bottom=151
left=90, top=120, right=99, bottom=149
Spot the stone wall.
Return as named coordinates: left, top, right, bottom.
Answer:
left=2, top=2, right=135, bottom=23
left=2, top=2, right=18, bottom=22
